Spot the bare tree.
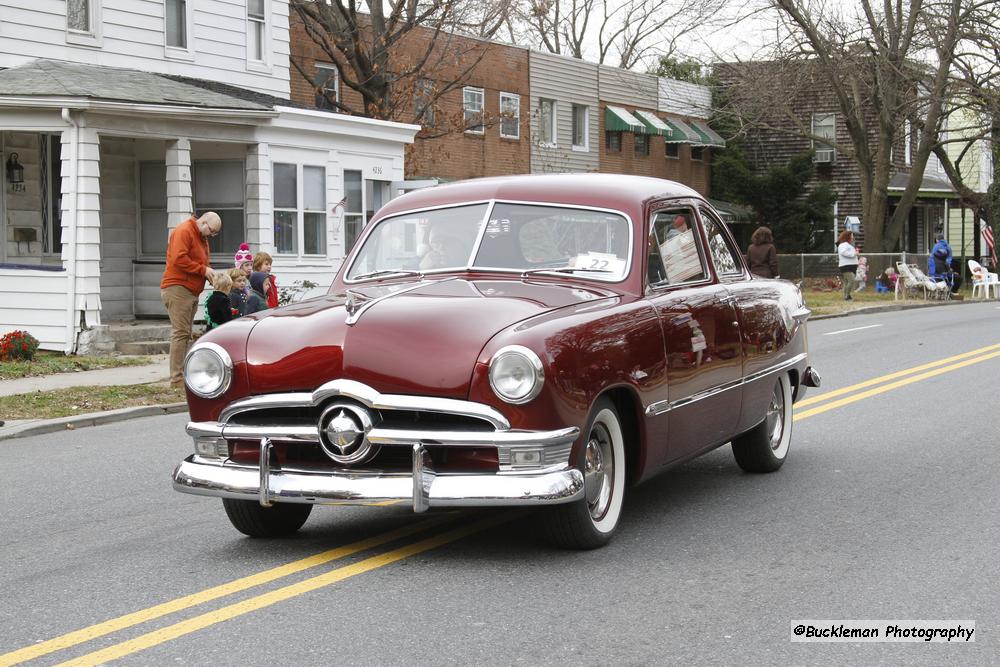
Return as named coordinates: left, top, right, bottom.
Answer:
left=508, top=0, right=727, bottom=70
left=290, top=0, right=514, bottom=133
left=717, top=0, right=996, bottom=252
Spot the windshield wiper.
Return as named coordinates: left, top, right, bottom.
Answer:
left=520, top=267, right=614, bottom=277
left=351, top=269, right=424, bottom=281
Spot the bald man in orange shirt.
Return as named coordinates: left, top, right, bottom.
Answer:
left=160, top=212, right=221, bottom=388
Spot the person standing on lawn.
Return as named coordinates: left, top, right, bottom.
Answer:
left=746, top=226, right=779, bottom=278
left=160, top=212, right=221, bottom=388
left=837, top=230, right=859, bottom=301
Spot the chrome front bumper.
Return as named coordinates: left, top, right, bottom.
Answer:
left=172, top=442, right=585, bottom=511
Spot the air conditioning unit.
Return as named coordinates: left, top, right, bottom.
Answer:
left=814, top=149, right=835, bottom=163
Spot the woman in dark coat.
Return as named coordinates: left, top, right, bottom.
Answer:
left=746, top=226, right=779, bottom=278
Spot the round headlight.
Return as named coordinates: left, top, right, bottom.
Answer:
left=184, top=342, right=233, bottom=398
left=489, top=345, right=544, bottom=404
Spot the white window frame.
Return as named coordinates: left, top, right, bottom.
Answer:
left=314, top=63, right=340, bottom=109
left=811, top=113, right=836, bottom=152
left=500, top=92, right=520, bottom=139
left=246, top=0, right=271, bottom=72
left=464, top=87, right=485, bottom=135
left=164, top=0, right=194, bottom=60
left=904, top=120, right=912, bottom=165
left=571, top=104, right=589, bottom=151
left=539, top=98, right=557, bottom=147
left=65, top=0, right=103, bottom=47
left=272, top=162, right=329, bottom=258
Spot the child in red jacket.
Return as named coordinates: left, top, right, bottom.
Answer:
left=253, top=251, right=279, bottom=308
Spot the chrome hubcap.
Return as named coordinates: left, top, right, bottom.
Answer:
left=584, top=423, right=614, bottom=520
left=767, top=383, right=785, bottom=451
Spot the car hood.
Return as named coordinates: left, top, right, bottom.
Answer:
left=244, top=277, right=617, bottom=398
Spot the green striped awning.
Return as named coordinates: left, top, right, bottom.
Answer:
left=685, top=119, right=726, bottom=148
left=633, top=110, right=672, bottom=137
left=660, top=117, right=692, bottom=143
left=605, top=105, right=645, bottom=133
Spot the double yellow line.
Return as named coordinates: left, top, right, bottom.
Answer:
left=794, top=342, right=1000, bottom=421
left=0, top=512, right=516, bottom=667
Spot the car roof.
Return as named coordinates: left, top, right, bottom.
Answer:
left=375, top=174, right=703, bottom=221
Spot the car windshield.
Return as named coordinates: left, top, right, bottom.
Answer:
left=346, top=202, right=631, bottom=282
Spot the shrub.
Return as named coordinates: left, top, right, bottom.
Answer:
left=0, top=330, right=40, bottom=361
left=277, top=280, right=319, bottom=307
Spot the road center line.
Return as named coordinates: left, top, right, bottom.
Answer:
left=0, top=513, right=461, bottom=667
left=54, top=512, right=519, bottom=667
left=795, top=341, right=1000, bottom=408
left=794, top=349, right=1000, bottom=421
left=822, top=324, right=883, bottom=336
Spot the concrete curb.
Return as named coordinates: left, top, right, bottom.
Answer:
left=0, top=402, right=188, bottom=442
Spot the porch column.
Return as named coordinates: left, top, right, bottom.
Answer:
left=165, top=138, right=193, bottom=229
left=62, top=124, right=103, bottom=331
left=246, top=143, right=271, bottom=250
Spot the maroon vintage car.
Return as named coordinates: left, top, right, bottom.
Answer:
left=173, top=174, right=819, bottom=549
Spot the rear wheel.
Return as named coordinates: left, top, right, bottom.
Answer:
left=222, top=498, right=312, bottom=537
left=541, top=397, right=626, bottom=549
left=731, top=373, right=793, bottom=473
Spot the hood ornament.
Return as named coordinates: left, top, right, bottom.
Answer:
left=345, top=289, right=368, bottom=317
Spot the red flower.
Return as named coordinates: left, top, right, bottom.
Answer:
left=22, top=343, right=29, bottom=350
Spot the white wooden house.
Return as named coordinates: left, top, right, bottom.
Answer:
left=0, top=1, right=417, bottom=353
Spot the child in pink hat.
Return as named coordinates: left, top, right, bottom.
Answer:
left=234, top=243, right=253, bottom=277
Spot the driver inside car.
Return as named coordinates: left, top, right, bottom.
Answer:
left=419, top=227, right=467, bottom=270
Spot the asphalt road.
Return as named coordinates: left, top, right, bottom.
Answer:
left=2, top=301, right=998, bottom=666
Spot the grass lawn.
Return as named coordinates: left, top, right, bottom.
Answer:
left=803, top=285, right=972, bottom=317
left=0, top=384, right=184, bottom=420
left=0, top=352, right=154, bottom=381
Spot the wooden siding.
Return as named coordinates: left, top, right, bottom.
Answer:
left=98, top=136, right=136, bottom=319
left=0, top=0, right=290, bottom=97
left=528, top=51, right=599, bottom=174
left=657, top=78, right=712, bottom=119
left=597, top=65, right=657, bottom=109
left=0, top=268, right=68, bottom=350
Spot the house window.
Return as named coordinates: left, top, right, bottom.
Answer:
left=539, top=98, right=556, bottom=145
left=572, top=104, right=588, bottom=150
left=67, top=0, right=91, bottom=32
left=812, top=112, right=836, bottom=161
left=691, top=146, right=704, bottom=161
left=464, top=87, right=484, bottom=134
left=414, top=78, right=435, bottom=127
left=273, top=163, right=327, bottom=256
left=344, top=170, right=364, bottom=252
left=606, top=131, right=621, bottom=153
left=665, top=142, right=679, bottom=159
left=166, top=0, right=187, bottom=49
left=195, top=161, right=247, bottom=255
left=314, top=64, right=339, bottom=110
left=904, top=120, right=912, bottom=165
left=635, top=133, right=649, bottom=156
left=500, top=93, right=520, bottom=139
left=139, top=162, right=168, bottom=256
left=247, top=0, right=267, bottom=63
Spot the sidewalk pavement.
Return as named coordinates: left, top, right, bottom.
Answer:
left=0, top=297, right=990, bottom=442
left=0, top=355, right=187, bottom=441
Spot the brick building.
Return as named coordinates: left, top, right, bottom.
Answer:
left=288, top=13, right=722, bottom=199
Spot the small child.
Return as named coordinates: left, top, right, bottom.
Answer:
left=228, top=268, right=249, bottom=316
left=235, top=243, right=253, bottom=278
left=854, top=256, right=868, bottom=292
left=246, top=271, right=271, bottom=315
left=205, top=272, right=235, bottom=331
left=253, top=251, right=278, bottom=308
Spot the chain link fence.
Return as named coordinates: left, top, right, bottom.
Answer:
left=776, top=253, right=955, bottom=283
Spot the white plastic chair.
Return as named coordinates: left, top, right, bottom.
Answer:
left=968, top=260, right=999, bottom=299
left=910, top=264, right=951, bottom=300
left=895, top=262, right=926, bottom=300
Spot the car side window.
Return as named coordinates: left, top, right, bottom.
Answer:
left=647, top=208, right=707, bottom=289
left=700, top=208, right=743, bottom=276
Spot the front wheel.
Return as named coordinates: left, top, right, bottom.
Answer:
left=731, top=373, right=793, bottom=473
left=540, top=397, right=626, bottom=549
left=222, top=498, right=312, bottom=537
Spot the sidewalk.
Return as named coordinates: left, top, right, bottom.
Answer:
left=0, top=355, right=187, bottom=441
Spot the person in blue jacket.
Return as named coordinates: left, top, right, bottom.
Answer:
left=930, top=233, right=962, bottom=293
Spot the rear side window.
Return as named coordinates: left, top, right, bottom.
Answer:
left=700, top=208, right=743, bottom=276
left=647, top=208, right=708, bottom=287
